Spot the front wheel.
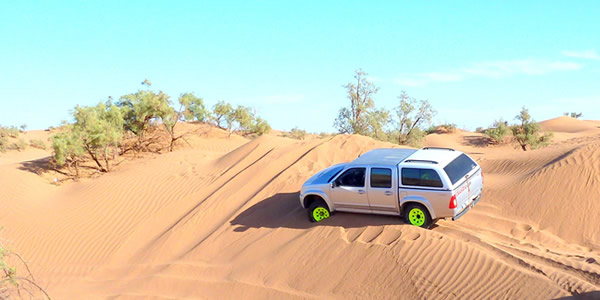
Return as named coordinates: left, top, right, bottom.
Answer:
left=308, top=200, right=330, bottom=222
left=404, top=204, right=432, bottom=228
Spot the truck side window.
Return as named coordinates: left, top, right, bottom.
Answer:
left=370, top=168, right=392, bottom=188
left=401, top=168, right=443, bottom=188
left=336, top=168, right=366, bottom=187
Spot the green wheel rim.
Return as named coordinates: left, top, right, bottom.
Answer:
left=313, top=207, right=330, bottom=222
left=408, top=208, right=426, bottom=226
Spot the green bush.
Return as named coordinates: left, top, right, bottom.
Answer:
left=29, top=139, right=47, bottom=150
left=288, top=127, right=307, bottom=140
left=511, top=107, right=553, bottom=151
left=439, top=123, right=457, bottom=133
left=485, top=120, right=509, bottom=144
left=318, top=132, right=331, bottom=139
left=425, top=125, right=437, bottom=135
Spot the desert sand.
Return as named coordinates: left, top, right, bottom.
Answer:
left=1, top=118, right=600, bottom=299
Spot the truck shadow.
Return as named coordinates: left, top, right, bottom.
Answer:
left=230, top=192, right=436, bottom=232
left=553, top=292, right=600, bottom=300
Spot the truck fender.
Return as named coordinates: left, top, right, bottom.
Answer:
left=301, top=190, right=335, bottom=211
left=399, top=196, right=437, bottom=220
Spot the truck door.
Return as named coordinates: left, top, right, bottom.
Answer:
left=330, top=167, right=370, bottom=211
left=367, top=167, right=398, bottom=213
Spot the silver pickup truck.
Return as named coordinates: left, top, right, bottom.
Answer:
left=299, top=147, right=483, bottom=228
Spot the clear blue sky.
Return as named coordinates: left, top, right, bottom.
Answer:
left=1, top=1, right=599, bottom=132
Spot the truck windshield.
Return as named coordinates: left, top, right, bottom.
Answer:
left=444, top=154, right=477, bottom=185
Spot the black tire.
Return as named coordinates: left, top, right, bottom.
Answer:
left=307, top=200, right=331, bottom=222
left=403, top=203, right=433, bottom=228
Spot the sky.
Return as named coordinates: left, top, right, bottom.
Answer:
left=1, top=1, right=599, bottom=132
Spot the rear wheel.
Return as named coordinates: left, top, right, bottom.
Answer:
left=404, top=204, right=432, bottom=228
left=308, top=200, right=330, bottom=222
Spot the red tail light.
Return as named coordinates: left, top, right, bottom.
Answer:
left=449, top=195, right=457, bottom=209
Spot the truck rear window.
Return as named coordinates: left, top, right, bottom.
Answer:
left=401, top=168, right=443, bottom=188
left=444, top=154, right=477, bottom=185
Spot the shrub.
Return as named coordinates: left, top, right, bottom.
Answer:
left=0, top=136, right=6, bottom=152
left=1, top=239, right=51, bottom=299
left=438, top=123, right=457, bottom=133
left=318, top=132, right=331, bottom=139
left=251, top=117, right=271, bottom=136
left=485, top=119, right=509, bottom=144
left=7, top=138, right=27, bottom=151
left=475, top=127, right=484, bottom=133
left=288, top=127, right=307, bottom=140
left=564, top=112, right=583, bottom=119
left=425, top=125, right=437, bottom=135
left=0, top=126, right=19, bottom=138
left=29, top=139, right=47, bottom=150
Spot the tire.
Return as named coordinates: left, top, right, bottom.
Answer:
left=308, top=200, right=331, bottom=222
left=404, top=203, right=432, bottom=228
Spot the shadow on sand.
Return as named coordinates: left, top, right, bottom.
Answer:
left=230, top=192, right=438, bottom=232
left=554, top=292, right=600, bottom=300
left=462, top=135, right=494, bottom=147
left=18, top=156, right=52, bottom=175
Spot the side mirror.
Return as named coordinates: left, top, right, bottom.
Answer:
left=331, top=181, right=338, bottom=188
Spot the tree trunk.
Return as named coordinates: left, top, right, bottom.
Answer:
left=403, top=117, right=422, bottom=144
left=85, top=144, right=108, bottom=172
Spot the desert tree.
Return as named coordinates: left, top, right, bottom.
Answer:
left=180, top=93, right=209, bottom=122
left=563, top=112, right=583, bottom=119
left=334, top=69, right=379, bottom=135
left=511, top=107, right=553, bottom=151
left=211, top=102, right=271, bottom=137
left=287, top=127, right=307, bottom=140
left=251, top=117, right=271, bottom=136
left=70, top=101, right=124, bottom=172
left=394, top=91, right=435, bottom=145
left=212, top=101, right=234, bottom=129
left=485, top=119, right=509, bottom=144
left=51, top=126, right=85, bottom=177
left=365, top=108, right=392, bottom=141
left=231, top=106, right=271, bottom=137
left=162, top=93, right=208, bottom=152
left=117, top=88, right=171, bottom=151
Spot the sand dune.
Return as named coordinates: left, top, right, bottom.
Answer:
left=540, top=116, right=599, bottom=133
left=1, top=123, right=599, bottom=299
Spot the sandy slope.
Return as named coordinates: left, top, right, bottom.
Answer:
left=1, top=123, right=599, bottom=299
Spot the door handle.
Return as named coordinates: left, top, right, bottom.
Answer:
left=384, top=191, right=393, bottom=196
left=358, top=190, right=366, bottom=194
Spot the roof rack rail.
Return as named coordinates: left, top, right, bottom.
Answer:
left=404, top=159, right=438, bottom=164
left=422, top=147, right=455, bottom=151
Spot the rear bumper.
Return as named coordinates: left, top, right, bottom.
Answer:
left=452, top=194, right=481, bottom=221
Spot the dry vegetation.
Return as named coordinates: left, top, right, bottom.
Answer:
left=0, top=240, right=50, bottom=299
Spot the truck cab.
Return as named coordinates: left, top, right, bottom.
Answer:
left=300, top=147, right=483, bottom=228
